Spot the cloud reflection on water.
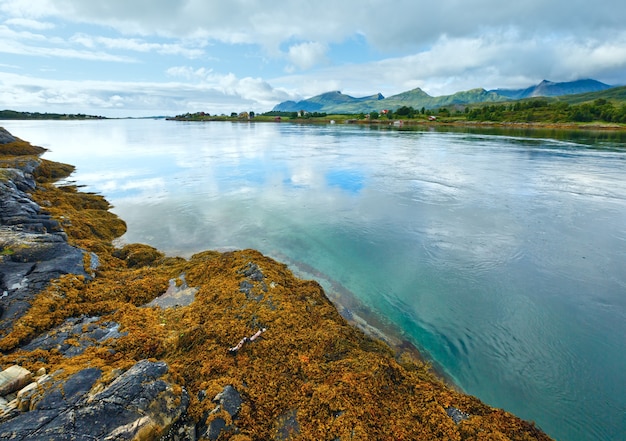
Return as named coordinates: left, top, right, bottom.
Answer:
left=2, top=119, right=626, bottom=441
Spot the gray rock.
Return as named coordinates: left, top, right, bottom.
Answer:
left=0, top=167, right=92, bottom=333
left=33, top=368, right=101, bottom=411
left=21, top=316, right=125, bottom=357
left=197, top=385, right=243, bottom=440
left=276, top=409, right=300, bottom=440
left=238, top=262, right=268, bottom=301
left=0, top=360, right=189, bottom=440
left=204, top=417, right=225, bottom=440
left=446, top=406, right=470, bottom=424
left=213, top=385, right=242, bottom=418
left=0, top=128, right=16, bottom=145
left=239, top=262, right=265, bottom=281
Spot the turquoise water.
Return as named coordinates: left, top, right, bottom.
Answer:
left=3, top=119, right=625, bottom=441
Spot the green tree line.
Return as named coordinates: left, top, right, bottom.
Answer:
left=466, top=99, right=626, bottom=123
left=0, top=110, right=105, bottom=120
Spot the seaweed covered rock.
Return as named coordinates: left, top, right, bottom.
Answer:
left=114, top=243, right=165, bottom=268
left=0, top=360, right=188, bottom=440
left=20, top=315, right=125, bottom=356
left=0, top=164, right=92, bottom=333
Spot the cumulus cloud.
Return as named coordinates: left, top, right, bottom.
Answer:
left=287, top=42, right=328, bottom=71
left=0, top=0, right=625, bottom=115
left=8, top=0, right=625, bottom=50
left=0, top=68, right=296, bottom=117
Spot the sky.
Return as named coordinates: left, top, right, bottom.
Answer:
left=1, top=0, right=625, bottom=117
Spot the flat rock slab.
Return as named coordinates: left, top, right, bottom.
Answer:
left=145, top=276, right=198, bottom=309
left=0, top=360, right=189, bottom=441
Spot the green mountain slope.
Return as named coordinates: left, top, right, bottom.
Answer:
left=274, top=91, right=384, bottom=112
left=557, top=85, right=626, bottom=105
left=272, top=79, right=620, bottom=115
left=273, top=87, right=508, bottom=114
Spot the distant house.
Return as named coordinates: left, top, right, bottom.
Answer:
left=428, top=115, right=437, bottom=121
left=381, top=109, right=389, bottom=115
left=274, top=116, right=282, bottom=122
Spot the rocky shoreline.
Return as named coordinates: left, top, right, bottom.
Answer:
left=0, top=127, right=553, bottom=440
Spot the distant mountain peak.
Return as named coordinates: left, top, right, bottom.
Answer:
left=493, top=78, right=611, bottom=100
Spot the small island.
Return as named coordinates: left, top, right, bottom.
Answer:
left=0, top=127, right=552, bottom=440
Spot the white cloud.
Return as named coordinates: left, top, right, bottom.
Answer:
left=70, top=33, right=205, bottom=58
left=287, top=42, right=327, bottom=71
left=9, top=0, right=624, bottom=50
left=166, top=66, right=213, bottom=80
left=0, top=38, right=136, bottom=62
left=271, top=29, right=626, bottom=98
left=0, top=24, right=136, bottom=62
left=4, top=17, right=55, bottom=30
left=0, top=69, right=297, bottom=117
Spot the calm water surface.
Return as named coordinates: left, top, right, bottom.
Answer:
left=3, top=119, right=626, bottom=441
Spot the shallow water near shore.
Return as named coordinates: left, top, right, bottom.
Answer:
left=3, top=119, right=626, bottom=441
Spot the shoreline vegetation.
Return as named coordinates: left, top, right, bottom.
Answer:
left=172, top=113, right=626, bottom=132
left=0, top=128, right=554, bottom=439
left=3, top=95, right=626, bottom=131
left=167, top=96, right=626, bottom=131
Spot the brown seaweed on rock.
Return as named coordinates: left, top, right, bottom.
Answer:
left=0, top=130, right=552, bottom=440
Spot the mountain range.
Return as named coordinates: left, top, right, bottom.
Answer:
left=272, top=79, right=614, bottom=114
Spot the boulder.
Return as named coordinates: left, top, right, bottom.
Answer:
left=0, top=366, right=32, bottom=396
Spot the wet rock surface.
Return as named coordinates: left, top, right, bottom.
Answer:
left=0, top=361, right=189, bottom=441
left=0, top=165, right=91, bottom=332
left=20, top=315, right=125, bottom=356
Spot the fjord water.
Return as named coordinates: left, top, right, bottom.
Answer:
left=4, top=119, right=625, bottom=441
